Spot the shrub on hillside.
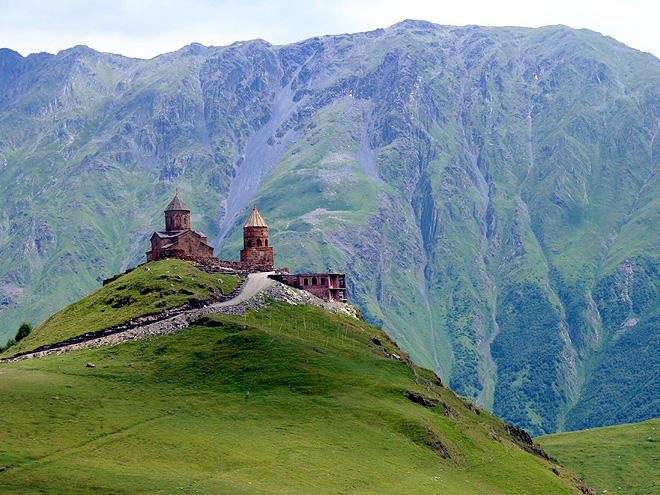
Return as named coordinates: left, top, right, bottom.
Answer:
left=0, top=322, right=32, bottom=352
left=16, top=322, right=32, bottom=342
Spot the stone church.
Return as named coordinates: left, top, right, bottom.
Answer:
left=146, top=192, right=214, bottom=262
left=145, top=193, right=345, bottom=301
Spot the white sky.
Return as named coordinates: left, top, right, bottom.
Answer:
left=1, top=0, right=659, bottom=60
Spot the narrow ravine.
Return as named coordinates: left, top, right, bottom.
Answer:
left=476, top=290, right=500, bottom=409
left=356, top=109, right=384, bottom=186
left=410, top=202, right=444, bottom=378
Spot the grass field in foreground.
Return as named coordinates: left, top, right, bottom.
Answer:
left=537, top=418, right=660, bottom=495
left=0, top=298, right=588, bottom=494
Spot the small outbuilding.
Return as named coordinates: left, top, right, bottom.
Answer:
left=275, top=272, right=347, bottom=302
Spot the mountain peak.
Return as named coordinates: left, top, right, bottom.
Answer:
left=390, top=19, right=442, bottom=31
left=57, top=44, right=96, bottom=57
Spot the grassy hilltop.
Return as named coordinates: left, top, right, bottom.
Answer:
left=6, top=258, right=241, bottom=355
left=0, top=261, right=590, bottom=494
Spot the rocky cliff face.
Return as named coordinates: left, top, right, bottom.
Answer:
left=2, top=21, right=660, bottom=435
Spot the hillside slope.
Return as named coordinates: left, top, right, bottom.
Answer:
left=0, top=266, right=590, bottom=494
left=2, top=21, right=660, bottom=435
left=537, top=418, right=660, bottom=494
left=5, top=258, right=241, bottom=356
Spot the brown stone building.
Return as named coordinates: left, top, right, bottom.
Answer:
left=144, top=198, right=347, bottom=301
left=146, top=192, right=214, bottom=262
left=275, top=272, right=347, bottom=302
left=240, top=206, right=274, bottom=270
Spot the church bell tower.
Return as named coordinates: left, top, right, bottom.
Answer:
left=164, top=191, right=191, bottom=233
left=240, top=206, right=274, bottom=270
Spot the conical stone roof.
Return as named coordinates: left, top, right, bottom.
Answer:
left=165, top=192, right=190, bottom=212
left=244, top=206, right=268, bottom=227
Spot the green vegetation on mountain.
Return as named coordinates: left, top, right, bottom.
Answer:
left=0, top=265, right=590, bottom=494
left=537, top=418, right=660, bottom=494
left=2, top=21, right=660, bottom=435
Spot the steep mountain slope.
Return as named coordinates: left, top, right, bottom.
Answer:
left=2, top=21, right=660, bottom=435
left=0, top=263, right=590, bottom=494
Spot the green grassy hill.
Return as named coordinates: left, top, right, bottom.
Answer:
left=0, top=263, right=590, bottom=494
left=537, top=418, right=660, bottom=495
left=5, top=258, right=241, bottom=356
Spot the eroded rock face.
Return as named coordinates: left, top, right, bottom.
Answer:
left=2, top=22, right=660, bottom=435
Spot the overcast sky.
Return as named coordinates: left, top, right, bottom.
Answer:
left=1, top=0, right=659, bottom=60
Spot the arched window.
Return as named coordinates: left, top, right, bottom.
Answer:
left=265, top=239, right=268, bottom=246
left=247, top=240, right=253, bottom=247
left=321, top=278, right=325, bottom=285
left=304, top=278, right=308, bottom=285
left=257, top=239, right=262, bottom=247
left=312, top=277, right=317, bottom=285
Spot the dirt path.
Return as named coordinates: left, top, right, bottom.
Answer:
left=211, top=271, right=276, bottom=307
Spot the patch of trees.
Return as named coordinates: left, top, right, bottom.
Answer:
left=491, top=281, right=567, bottom=436
left=0, top=322, right=32, bottom=352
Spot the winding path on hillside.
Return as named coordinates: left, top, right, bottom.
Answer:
left=211, top=271, right=276, bottom=307
left=2, top=272, right=279, bottom=362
